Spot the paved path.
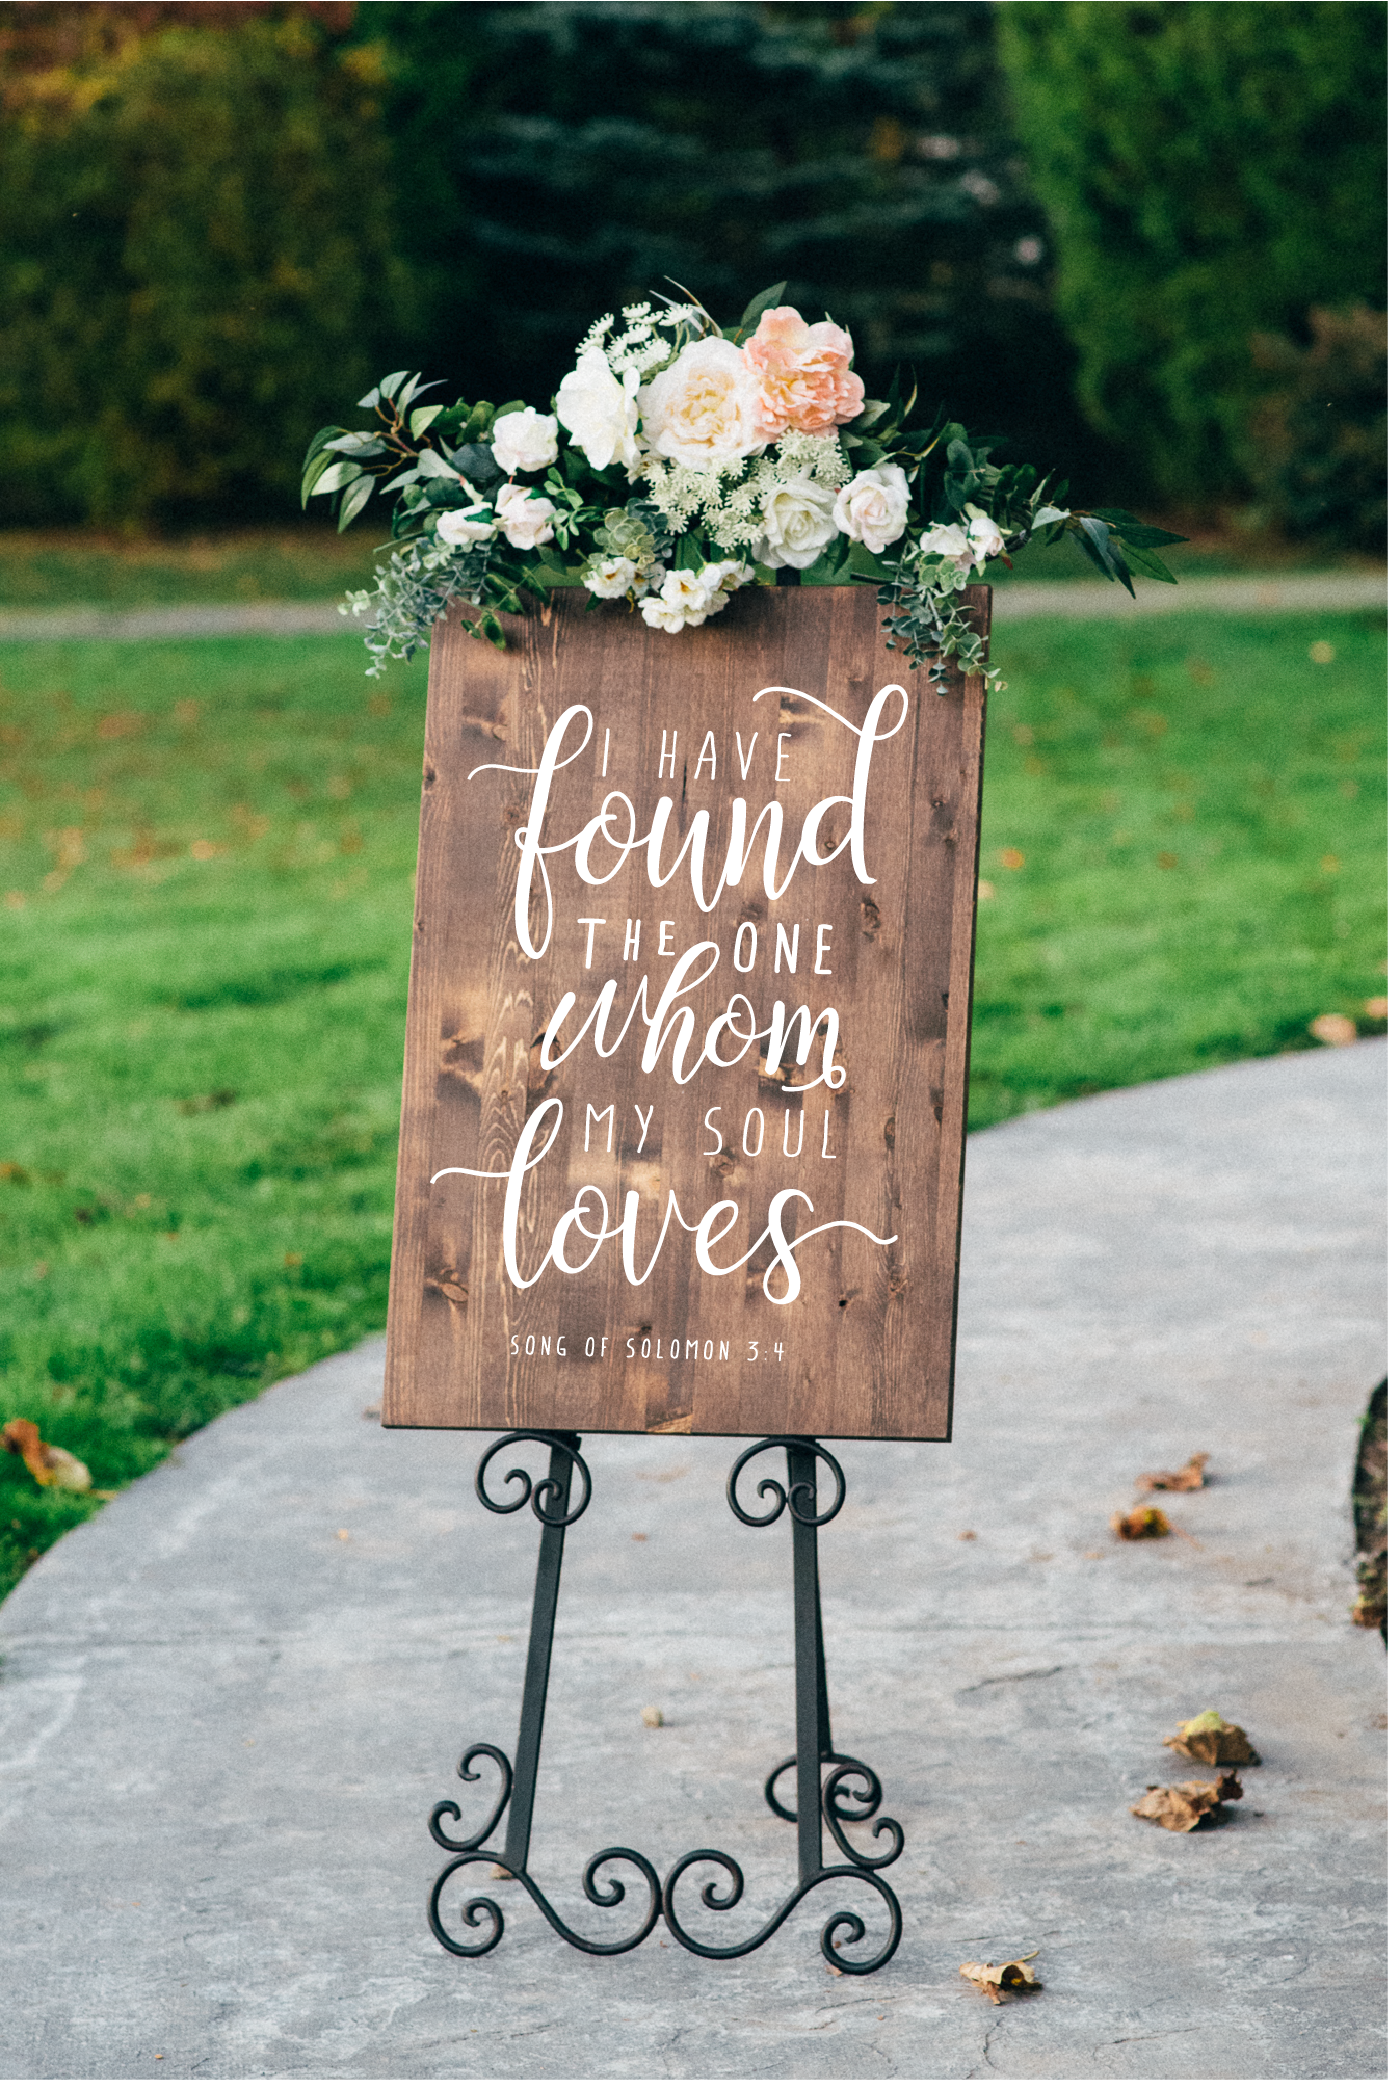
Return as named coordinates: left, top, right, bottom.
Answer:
left=0, top=572, right=1381, bottom=643
left=1, top=1044, right=1383, bottom=2079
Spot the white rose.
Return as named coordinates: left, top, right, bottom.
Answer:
left=436, top=504, right=496, bottom=548
left=638, top=337, right=764, bottom=473
left=965, top=506, right=1006, bottom=565
left=755, top=475, right=839, bottom=570
left=582, top=554, right=640, bottom=600
left=555, top=351, right=643, bottom=474
left=833, top=465, right=909, bottom=555
left=917, top=520, right=974, bottom=574
left=490, top=407, right=558, bottom=476
left=494, top=482, right=557, bottom=551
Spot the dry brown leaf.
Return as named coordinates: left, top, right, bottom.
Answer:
left=960, top=1952, right=1042, bottom=2003
left=1163, top=1710, right=1260, bottom=1766
left=2, top=1417, right=91, bottom=1493
left=1136, top=1452, right=1210, bottom=1493
left=1112, top=1505, right=1171, bottom=1541
left=1131, top=1772, right=1243, bottom=1832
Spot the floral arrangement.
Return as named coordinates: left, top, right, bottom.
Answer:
left=301, top=283, right=1182, bottom=685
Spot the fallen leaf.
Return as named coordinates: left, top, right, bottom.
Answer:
left=1309, top=1012, right=1357, bottom=1048
left=1136, top=1452, right=1209, bottom=1492
left=960, top=1951, right=1042, bottom=2003
left=640, top=1706, right=665, bottom=1728
left=1164, top=1710, right=1260, bottom=1766
left=1131, top=1772, right=1242, bottom=1832
left=1112, top=1505, right=1171, bottom=1541
left=1, top=1417, right=91, bottom=1493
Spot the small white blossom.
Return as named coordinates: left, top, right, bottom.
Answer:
left=964, top=505, right=1006, bottom=565
left=917, top=520, right=974, bottom=575
left=582, top=554, right=641, bottom=600
left=491, top=407, right=559, bottom=476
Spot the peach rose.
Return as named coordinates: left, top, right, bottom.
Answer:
left=744, top=307, right=865, bottom=438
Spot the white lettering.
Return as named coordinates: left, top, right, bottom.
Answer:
left=584, top=1103, right=614, bottom=1154
left=814, top=923, right=833, bottom=976
left=578, top=916, right=605, bottom=968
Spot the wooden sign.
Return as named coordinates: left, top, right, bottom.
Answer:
left=383, top=584, right=989, bottom=1441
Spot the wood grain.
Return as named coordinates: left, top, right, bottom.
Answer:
left=383, top=584, right=989, bottom=1440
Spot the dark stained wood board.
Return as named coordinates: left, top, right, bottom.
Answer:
left=383, top=583, right=990, bottom=1440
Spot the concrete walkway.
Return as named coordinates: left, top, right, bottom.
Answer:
left=0, top=571, right=1381, bottom=643
left=1, top=1044, right=1383, bottom=2079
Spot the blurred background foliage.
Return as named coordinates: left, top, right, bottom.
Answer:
left=0, top=0, right=1383, bottom=546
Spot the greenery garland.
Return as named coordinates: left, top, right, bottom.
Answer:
left=303, top=282, right=1183, bottom=684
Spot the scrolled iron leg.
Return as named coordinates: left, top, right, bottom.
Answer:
left=426, top=1431, right=661, bottom=1959
left=661, top=1437, right=905, bottom=1974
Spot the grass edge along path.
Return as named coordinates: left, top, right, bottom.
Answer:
left=0, top=608, right=1383, bottom=1598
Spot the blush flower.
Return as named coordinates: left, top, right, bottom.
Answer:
left=638, top=337, right=765, bottom=472
left=744, top=307, right=865, bottom=438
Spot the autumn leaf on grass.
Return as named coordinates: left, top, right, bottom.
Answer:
left=1131, top=1772, right=1243, bottom=1832
left=1112, top=1505, right=1170, bottom=1541
left=1136, top=1452, right=1210, bottom=1492
left=1164, top=1709, right=1260, bottom=1766
left=960, top=1952, right=1041, bottom=2003
left=2, top=1417, right=91, bottom=1493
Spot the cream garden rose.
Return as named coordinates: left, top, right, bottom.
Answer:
left=491, top=406, right=559, bottom=476
left=638, top=337, right=764, bottom=472
left=833, top=465, right=910, bottom=554
left=555, top=351, right=643, bottom=474
left=754, top=475, right=839, bottom=570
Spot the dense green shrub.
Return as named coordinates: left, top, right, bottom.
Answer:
left=1245, top=306, right=1387, bottom=554
left=997, top=2, right=1387, bottom=502
left=0, top=5, right=404, bottom=526
left=358, top=0, right=1112, bottom=487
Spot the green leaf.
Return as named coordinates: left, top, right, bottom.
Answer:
left=376, top=371, right=410, bottom=403
left=1077, top=515, right=1135, bottom=596
left=1090, top=507, right=1187, bottom=548
left=1117, top=540, right=1178, bottom=584
left=337, top=474, right=375, bottom=533
left=847, top=541, right=893, bottom=581
left=414, top=448, right=459, bottom=481
left=308, top=459, right=364, bottom=499
left=492, top=400, right=530, bottom=422
left=853, top=399, right=892, bottom=431
left=449, top=442, right=504, bottom=489
left=410, top=404, right=444, bottom=438
left=733, top=281, right=789, bottom=339
left=355, top=388, right=380, bottom=410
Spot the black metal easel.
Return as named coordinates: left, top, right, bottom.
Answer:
left=427, top=1432, right=903, bottom=1973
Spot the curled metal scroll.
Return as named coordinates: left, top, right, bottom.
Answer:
left=726, top=1437, right=846, bottom=1529
left=428, top=1742, right=512, bottom=1854
left=429, top=1845, right=662, bottom=1959
left=661, top=1850, right=901, bottom=1974
left=475, top=1431, right=591, bottom=1526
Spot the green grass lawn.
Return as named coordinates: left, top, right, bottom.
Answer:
left=0, top=608, right=1382, bottom=1596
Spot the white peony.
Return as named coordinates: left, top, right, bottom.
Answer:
left=555, top=351, right=643, bottom=474
left=494, top=482, right=557, bottom=551
left=833, top=465, right=910, bottom=555
left=436, top=503, right=497, bottom=548
left=582, top=554, right=640, bottom=600
left=638, top=337, right=765, bottom=473
left=754, top=475, right=839, bottom=570
left=964, top=505, right=1006, bottom=565
left=490, top=406, right=559, bottom=476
